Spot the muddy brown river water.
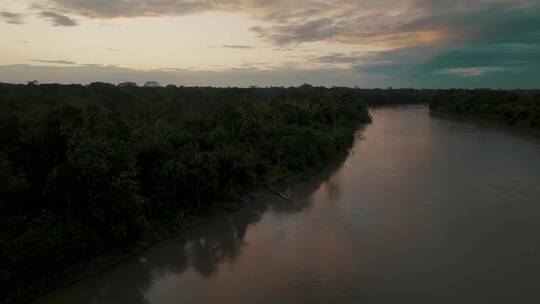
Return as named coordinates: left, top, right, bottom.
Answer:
left=37, top=105, right=540, bottom=303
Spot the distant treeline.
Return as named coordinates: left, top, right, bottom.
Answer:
left=1, top=83, right=379, bottom=302
left=430, top=89, right=540, bottom=130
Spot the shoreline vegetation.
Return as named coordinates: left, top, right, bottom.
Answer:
left=34, top=158, right=350, bottom=304
left=1, top=83, right=382, bottom=303
left=1, top=84, right=538, bottom=303
left=430, top=89, right=540, bottom=131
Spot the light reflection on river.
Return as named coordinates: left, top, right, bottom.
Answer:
left=37, top=105, right=540, bottom=303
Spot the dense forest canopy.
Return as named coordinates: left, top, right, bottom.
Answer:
left=1, top=83, right=377, bottom=302
left=430, top=89, right=540, bottom=130
left=1, top=83, right=539, bottom=303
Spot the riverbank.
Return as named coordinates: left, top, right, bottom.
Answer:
left=430, top=110, right=540, bottom=138
left=19, top=150, right=354, bottom=304
left=429, top=89, right=540, bottom=133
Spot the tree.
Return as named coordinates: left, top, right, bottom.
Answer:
left=144, top=81, right=161, bottom=88
left=117, top=81, right=137, bottom=87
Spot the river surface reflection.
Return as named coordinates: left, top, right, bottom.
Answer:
left=37, top=105, right=540, bottom=303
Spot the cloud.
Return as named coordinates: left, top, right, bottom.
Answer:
left=10, top=0, right=540, bottom=88
left=220, top=45, right=254, bottom=49
left=436, top=67, right=507, bottom=77
left=1, top=60, right=538, bottom=88
left=0, top=11, right=25, bottom=25
left=38, top=11, right=78, bottom=26
left=313, top=52, right=364, bottom=64
left=251, top=18, right=343, bottom=45
left=422, top=43, right=540, bottom=70
left=352, top=45, right=443, bottom=76
left=31, top=1, right=540, bottom=47
left=352, top=42, right=540, bottom=87
left=31, top=0, right=329, bottom=20
left=0, top=63, right=385, bottom=88
left=250, top=0, right=540, bottom=47
left=30, top=59, right=78, bottom=65
left=32, top=0, right=211, bottom=18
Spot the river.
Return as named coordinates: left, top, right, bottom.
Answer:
left=37, top=105, right=540, bottom=303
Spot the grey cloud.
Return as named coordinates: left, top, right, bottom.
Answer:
left=33, top=0, right=212, bottom=18
left=400, top=2, right=540, bottom=45
left=251, top=18, right=344, bottom=45
left=243, top=0, right=540, bottom=48
left=313, top=52, right=364, bottom=64
left=354, top=42, right=540, bottom=88
left=0, top=64, right=385, bottom=88
left=18, top=0, right=540, bottom=88
left=38, top=11, right=78, bottom=26
left=0, top=11, right=25, bottom=24
left=34, top=0, right=330, bottom=20
left=418, top=43, right=540, bottom=74
left=30, top=59, right=78, bottom=65
left=329, top=1, right=540, bottom=86
left=436, top=67, right=508, bottom=77
left=33, top=1, right=540, bottom=47
left=1, top=61, right=538, bottom=88
left=352, top=45, right=443, bottom=77
left=221, top=45, right=254, bottom=49
left=411, top=0, right=537, bottom=12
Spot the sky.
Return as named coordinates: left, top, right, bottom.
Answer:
left=1, top=0, right=539, bottom=88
